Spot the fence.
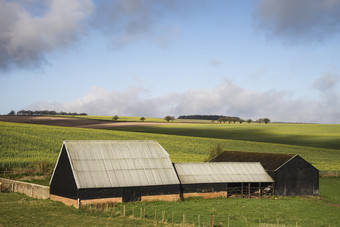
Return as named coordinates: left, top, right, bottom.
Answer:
left=0, top=178, right=49, bottom=199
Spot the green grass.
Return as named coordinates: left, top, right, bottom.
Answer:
left=111, top=123, right=340, bottom=150
left=1, top=121, right=340, bottom=171
left=319, top=177, right=340, bottom=204
left=57, top=115, right=171, bottom=123
left=1, top=177, right=339, bottom=226
left=0, top=193, right=163, bottom=226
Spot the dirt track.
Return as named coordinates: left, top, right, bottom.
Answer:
left=0, top=116, right=175, bottom=129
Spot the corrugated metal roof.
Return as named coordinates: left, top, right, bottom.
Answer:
left=174, top=162, right=274, bottom=184
left=64, top=140, right=180, bottom=189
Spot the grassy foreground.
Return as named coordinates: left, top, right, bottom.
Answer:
left=0, top=192, right=162, bottom=227
left=0, top=177, right=339, bottom=226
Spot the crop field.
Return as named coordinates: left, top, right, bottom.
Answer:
left=1, top=121, right=340, bottom=171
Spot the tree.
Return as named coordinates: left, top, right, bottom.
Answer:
left=217, top=118, right=223, bottom=124
left=140, top=117, right=146, bottom=122
left=8, top=110, right=15, bottom=115
left=263, top=118, right=270, bottom=124
left=164, top=116, right=172, bottom=122
left=246, top=119, right=252, bottom=124
left=239, top=119, right=245, bottom=124
left=211, top=120, right=215, bottom=124
left=112, top=115, right=119, bottom=122
left=232, top=117, right=237, bottom=124
left=205, top=144, right=224, bottom=161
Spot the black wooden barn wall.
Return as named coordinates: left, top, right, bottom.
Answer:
left=273, top=156, right=319, bottom=196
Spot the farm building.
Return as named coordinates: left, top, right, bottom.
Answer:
left=173, top=162, right=274, bottom=199
left=209, top=151, right=319, bottom=196
left=50, top=140, right=181, bottom=207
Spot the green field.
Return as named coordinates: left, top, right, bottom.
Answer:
left=1, top=118, right=340, bottom=226
left=1, top=177, right=339, bottom=226
left=1, top=121, right=340, bottom=171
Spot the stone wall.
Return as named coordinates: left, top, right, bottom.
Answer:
left=0, top=178, right=49, bottom=199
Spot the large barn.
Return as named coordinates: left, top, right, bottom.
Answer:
left=50, top=140, right=181, bottom=207
left=209, top=151, right=319, bottom=196
left=174, top=162, right=274, bottom=199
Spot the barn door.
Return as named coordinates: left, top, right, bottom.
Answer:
left=123, top=187, right=141, bottom=202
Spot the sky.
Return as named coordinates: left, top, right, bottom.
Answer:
left=1, top=0, right=340, bottom=123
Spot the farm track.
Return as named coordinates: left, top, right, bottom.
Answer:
left=0, top=116, right=177, bottom=129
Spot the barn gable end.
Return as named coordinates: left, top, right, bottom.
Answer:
left=274, top=155, right=319, bottom=196
left=50, top=144, right=78, bottom=199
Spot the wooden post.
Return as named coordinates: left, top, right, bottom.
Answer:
left=12, top=183, right=14, bottom=192
left=162, top=210, right=165, bottom=223
left=183, top=213, right=186, bottom=226
left=259, top=183, right=262, bottom=198
left=140, top=208, right=143, bottom=219
left=0, top=182, right=2, bottom=193
left=226, top=183, right=228, bottom=198
left=172, top=212, right=174, bottom=225
left=144, top=207, right=146, bottom=218
left=198, top=214, right=200, bottom=227
left=77, top=199, right=81, bottom=209
left=154, top=209, right=157, bottom=221
left=241, top=183, right=243, bottom=198
left=123, top=205, right=126, bottom=216
left=248, top=183, right=250, bottom=198
left=211, top=214, right=214, bottom=227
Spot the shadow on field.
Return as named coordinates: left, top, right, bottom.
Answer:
left=109, top=127, right=340, bottom=150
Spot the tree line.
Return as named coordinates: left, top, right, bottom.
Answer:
left=215, top=117, right=270, bottom=124
left=7, top=110, right=88, bottom=116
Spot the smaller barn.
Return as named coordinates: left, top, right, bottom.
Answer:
left=209, top=151, right=319, bottom=196
left=50, top=140, right=181, bottom=207
left=173, top=162, right=274, bottom=199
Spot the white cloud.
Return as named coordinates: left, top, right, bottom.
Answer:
left=27, top=80, right=340, bottom=124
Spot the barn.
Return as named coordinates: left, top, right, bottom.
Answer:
left=50, top=140, right=181, bottom=207
left=173, top=162, right=274, bottom=199
left=209, top=151, right=319, bottom=196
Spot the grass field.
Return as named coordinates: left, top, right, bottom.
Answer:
left=1, top=118, right=340, bottom=226
left=1, top=121, right=340, bottom=171
left=0, top=192, right=162, bottom=227
left=1, top=177, right=339, bottom=226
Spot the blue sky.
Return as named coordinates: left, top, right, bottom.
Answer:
left=1, top=0, right=340, bottom=123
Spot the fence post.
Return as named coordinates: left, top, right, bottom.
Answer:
left=198, top=214, right=200, bottom=227
left=211, top=214, right=214, bottom=227
left=248, top=183, right=251, bottom=198
left=0, top=182, right=2, bottom=193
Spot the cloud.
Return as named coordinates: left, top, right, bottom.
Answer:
left=92, top=0, right=185, bottom=48
left=313, top=73, right=339, bottom=91
left=210, top=58, right=222, bottom=66
left=254, top=0, right=340, bottom=42
left=0, top=0, right=94, bottom=70
left=26, top=80, right=340, bottom=124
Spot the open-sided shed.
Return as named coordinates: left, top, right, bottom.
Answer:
left=174, top=162, right=273, bottom=198
left=50, top=140, right=180, bottom=206
left=209, top=151, right=319, bottom=196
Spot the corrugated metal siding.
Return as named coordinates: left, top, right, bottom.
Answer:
left=174, top=163, right=273, bottom=184
left=64, top=140, right=180, bottom=189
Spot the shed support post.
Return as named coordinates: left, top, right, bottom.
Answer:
left=241, top=183, right=243, bottom=198
left=248, top=183, right=250, bottom=198
left=77, top=198, right=81, bottom=209
left=226, top=183, right=228, bottom=198
left=259, top=183, right=261, bottom=198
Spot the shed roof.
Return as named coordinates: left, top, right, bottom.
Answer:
left=209, top=151, right=295, bottom=171
left=60, top=140, right=180, bottom=189
left=174, top=162, right=273, bottom=184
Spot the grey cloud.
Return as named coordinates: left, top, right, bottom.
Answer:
left=313, top=73, right=339, bottom=91
left=27, top=80, right=340, bottom=124
left=92, top=0, right=186, bottom=48
left=254, top=0, right=340, bottom=42
left=0, top=0, right=94, bottom=70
